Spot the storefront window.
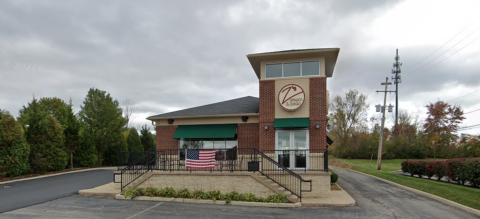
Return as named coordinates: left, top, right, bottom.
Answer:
left=179, top=139, right=238, bottom=161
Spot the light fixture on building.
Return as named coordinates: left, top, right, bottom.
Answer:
left=241, top=116, right=249, bottom=122
left=315, top=122, right=320, bottom=129
left=264, top=124, right=269, bottom=130
left=168, top=119, right=174, bottom=124
left=327, top=124, right=332, bottom=131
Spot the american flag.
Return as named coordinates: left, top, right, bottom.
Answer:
left=185, top=149, right=216, bottom=169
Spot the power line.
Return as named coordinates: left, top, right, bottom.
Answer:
left=403, top=33, right=480, bottom=80
left=404, top=25, right=480, bottom=77
left=457, top=124, right=480, bottom=131
left=403, top=21, right=475, bottom=72
left=464, top=108, right=480, bottom=115
left=447, top=89, right=480, bottom=102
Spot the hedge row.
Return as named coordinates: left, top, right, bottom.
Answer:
left=401, top=158, right=480, bottom=187
left=123, top=187, right=289, bottom=203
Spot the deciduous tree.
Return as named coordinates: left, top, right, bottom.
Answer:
left=329, top=89, right=369, bottom=154
left=424, top=101, right=465, bottom=135
left=78, top=88, right=127, bottom=166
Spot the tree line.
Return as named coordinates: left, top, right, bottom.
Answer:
left=0, top=88, right=156, bottom=177
left=329, top=90, right=479, bottom=159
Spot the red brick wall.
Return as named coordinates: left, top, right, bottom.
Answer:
left=237, top=123, right=259, bottom=150
left=259, top=80, right=276, bottom=151
left=156, top=125, right=179, bottom=150
left=309, top=77, right=328, bottom=150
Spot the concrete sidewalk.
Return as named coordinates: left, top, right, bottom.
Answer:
left=301, top=185, right=356, bottom=207
left=79, top=182, right=120, bottom=197
left=78, top=182, right=356, bottom=207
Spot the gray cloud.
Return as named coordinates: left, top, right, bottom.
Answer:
left=0, top=0, right=478, bottom=132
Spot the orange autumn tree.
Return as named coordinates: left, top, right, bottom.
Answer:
left=423, top=101, right=465, bottom=158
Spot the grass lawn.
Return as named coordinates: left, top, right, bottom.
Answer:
left=330, top=157, right=480, bottom=210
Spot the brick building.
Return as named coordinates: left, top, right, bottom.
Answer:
left=147, top=48, right=339, bottom=170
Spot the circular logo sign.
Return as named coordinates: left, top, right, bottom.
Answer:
left=278, top=84, right=305, bottom=111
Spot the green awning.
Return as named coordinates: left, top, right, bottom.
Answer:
left=273, top=118, right=310, bottom=128
left=327, top=135, right=334, bottom=145
left=173, top=124, right=237, bottom=139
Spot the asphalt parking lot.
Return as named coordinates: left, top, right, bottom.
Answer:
left=1, top=168, right=478, bottom=219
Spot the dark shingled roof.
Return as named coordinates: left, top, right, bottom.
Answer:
left=147, top=96, right=259, bottom=119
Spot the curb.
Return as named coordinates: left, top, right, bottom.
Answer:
left=348, top=169, right=480, bottom=217
left=0, top=167, right=117, bottom=185
left=115, top=194, right=301, bottom=208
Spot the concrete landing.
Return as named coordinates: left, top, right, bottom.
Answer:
left=79, top=182, right=120, bottom=197
left=301, top=188, right=356, bottom=207
left=79, top=182, right=355, bottom=208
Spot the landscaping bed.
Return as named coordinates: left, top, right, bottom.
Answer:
left=122, top=187, right=290, bottom=204
left=401, top=158, right=480, bottom=188
left=331, top=158, right=480, bottom=210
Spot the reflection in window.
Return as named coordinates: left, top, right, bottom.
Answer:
left=179, top=139, right=238, bottom=161
left=265, top=61, right=320, bottom=78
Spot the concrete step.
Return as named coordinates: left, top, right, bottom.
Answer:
left=288, top=195, right=298, bottom=203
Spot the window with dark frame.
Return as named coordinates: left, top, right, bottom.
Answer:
left=179, top=139, right=238, bottom=161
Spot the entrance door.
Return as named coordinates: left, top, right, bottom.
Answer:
left=275, top=130, right=309, bottom=169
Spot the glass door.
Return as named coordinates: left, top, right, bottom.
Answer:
left=276, top=131, right=291, bottom=168
left=275, top=130, right=309, bottom=169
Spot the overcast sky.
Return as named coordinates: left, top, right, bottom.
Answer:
left=0, top=0, right=479, bottom=135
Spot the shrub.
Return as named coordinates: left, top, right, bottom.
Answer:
left=425, top=162, right=435, bottom=179
left=430, top=161, right=448, bottom=181
left=401, top=161, right=409, bottom=173
left=244, top=193, right=258, bottom=202
left=192, top=190, right=206, bottom=200
left=406, top=161, right=417, bottom=177
left=144, top=187, right=160, bottom=197
left=208, top=190, right=223, bottom=201
left=456, top=160, right=470, bottom=185
left=164, top=187, right=176, bottom=198
left=329, top=169, right=339, bottom=183
left=267, top=194, right=287, bottom=203
left=124, top=188, right=144, bottom=198
left=178, top=188, right=192, bottom=198
left=464, top=159, right=480, bottom=187
left=225, top=191, right=244, bottom=201
left=446, top=158, right=466, bottom=184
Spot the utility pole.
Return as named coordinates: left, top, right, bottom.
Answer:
left=375, top=77, right=394, bottom=170
left=392, top=49, right=402, bottom=127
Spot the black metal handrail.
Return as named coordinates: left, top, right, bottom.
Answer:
left=153, top=148, right=260, bottom=172
left=262, top=149, right=328, bottom=172
left=115, top=148, right=325, bottom=200
left=117, top=150, right=156, bottom=191
left=253, top=148, right=311, bottom=201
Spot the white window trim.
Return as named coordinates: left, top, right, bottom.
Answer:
left=265, top=60, right=320, bottom=79
left=274, top=129, right=310, bottom=170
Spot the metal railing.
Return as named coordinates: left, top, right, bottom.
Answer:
left=115, top=150, right=156, bottom=191
left=153, top=148, right=260, bottom=172
left=262, top=149, right=328, bottom=172
left=255, top=149, right=312, bottom=201
left=115, top=148, right=327, bottom=200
